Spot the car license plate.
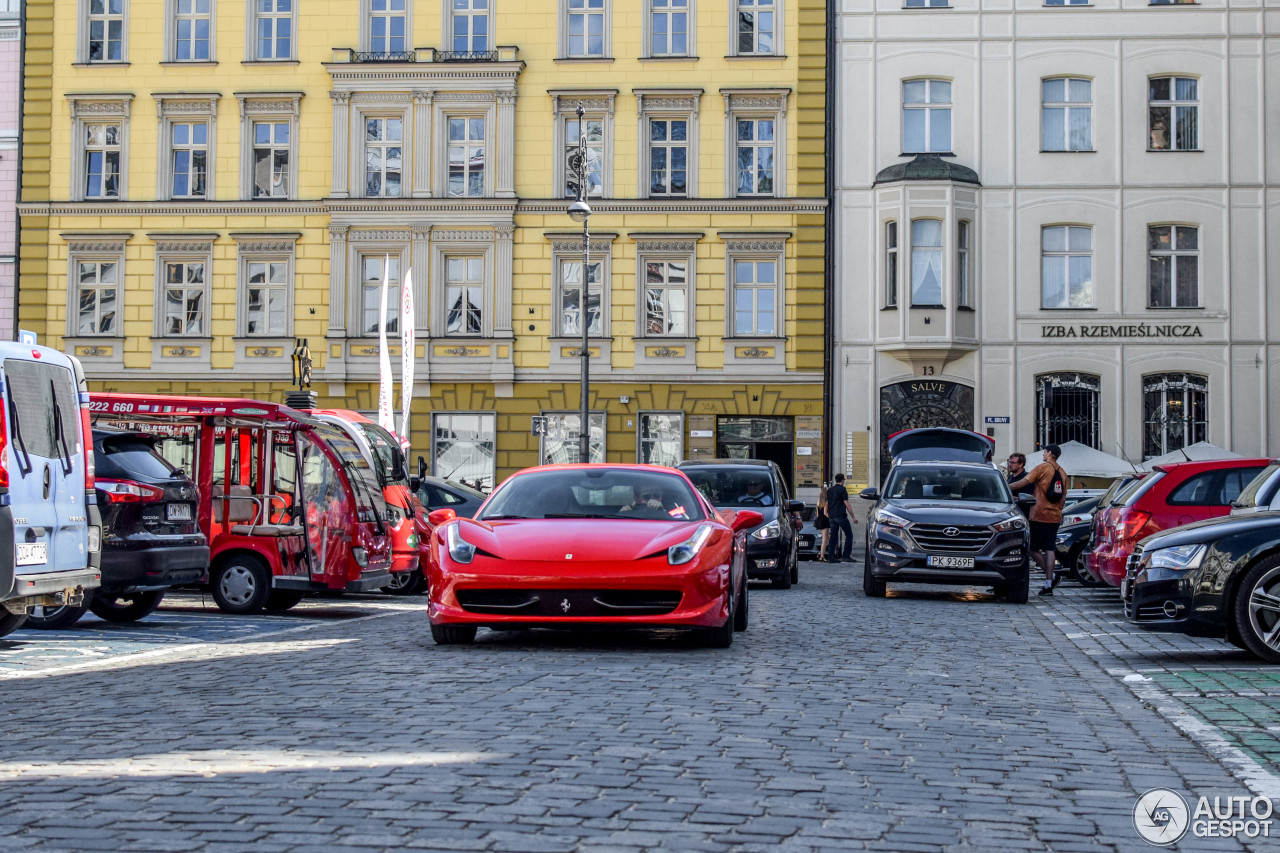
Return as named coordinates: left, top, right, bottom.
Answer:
left=1121, top=579, right=1130, bottom=599
left=16, top=542, right=47, bottom=566
left=166, top=503, right=192, bottom=522
left=800, top=536, right=813, bottom=547
left=927, top=555, right=975, bottom=569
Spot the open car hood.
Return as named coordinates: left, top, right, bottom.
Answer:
left=888, top=428, right=995, bottom=464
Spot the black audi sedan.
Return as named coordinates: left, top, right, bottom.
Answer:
left=859, top=429, right=1030, bottom=602
left=1124, top=511, right=1280, bottom=663
left=678, top=459, right=804, bottom=589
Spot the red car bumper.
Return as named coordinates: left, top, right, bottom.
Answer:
left=1095, top=543, right=1133, bottom=587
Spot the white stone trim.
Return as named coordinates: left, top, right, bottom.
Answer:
left=442, top=0, right=495, bottom=53
left=727, top=0, right=781, bottom=58
left=149, top=232, right=217, bottom=341
left=359, top=0, right=412, bottom=55
left=67, top=94, right=133, bottom=201
left=432, top=97, right=496, bottom=199
left=231, top=231, right=300, bottom=338
left=162, top=0, right=217, bottom=63
left=430, top=231, right=494, bottom=338
left=641, top=0, right=695, bottom=58
left=347, top=234, right=410, bottom=337
left=635, top=89, right=702, bottom=199
left=558, top=0, right=612, bottom=59
left=235, top=92, right=303, bottom=201
left=720, top=88, right=789, bottom=198
left=243, top=0, right=298, bottom=61
left=61, top=232, right=130, bottom=340
left=76, top=0, right=130, bottom=64
left=350, top=99, right=413, bottom=199
left=154, top=93, right=220, bottom=201
left=632, top=232, right=699, bottom=341
left=550, top=89, right=618, bottom=199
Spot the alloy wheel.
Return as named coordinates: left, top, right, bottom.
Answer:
left=1247, top=566, right=1280, bottom=653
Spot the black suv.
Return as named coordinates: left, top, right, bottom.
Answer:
left=859, top=429, right=1031, bottom=603
left=678, top=459, right=804, bottom=588
left=26, top=429, right=209, bottom=629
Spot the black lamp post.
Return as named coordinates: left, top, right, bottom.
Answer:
left=567, top=104, right=593, bottom=464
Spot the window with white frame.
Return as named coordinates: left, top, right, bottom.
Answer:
left=84, top=123, right=121, bottom=199
left=445, top=256, right=484, bottom=336
left=885, top=221, right=898, bottom=308
left=642, top=260, right=689, bottom=336
left=69, top=95, right=132, bottom=201
left=173, top=0, right=212, bottom=60
left=239, top=247, right=292, bottom=337
left=75, top=260, right=120, bottom=336
left=735, top=0, right=775, bottom=55
left=1041, top=225, right=1092, bottom=309
left=87, top=0, right=126, bottom=61
left=1149, top=77, right=1198, bottom=151
left=365, top=117, right=404, bottom=197
left=170, top=121, right=208, bottom=198
left=956, top=220, right=972, bottom=308
left=735, top=118, right=775, bottom=196
left=648, top=118, right=689, bottom=196
left=1148, top=225, right=1199, bottom=308
left=910, top=219, right=943, bottom=306
left=649, top=0, right=689, bottom=56
left=432, top=412, right=496, bottom=491
left=252, top=0, right=294, bottom=60
left=731, top=258, right=777, bottom=336
left=449, top=0, right=490, bottom=53
left=447, top=117, right=486, bottom=198
left=903, top=79, right=951, bottom=154
left=161, top=259, right=208, bottom=337
left=540, top=412, right=605, bottom=465
left=552, top=92, right=615, bottom=199
left=564, top=114, right=605, bottom=197
left=252, top=121, right=290, bottom=198
left=565, top=0, right=607, bottom=58
left=368, top=0, right=407, bottom=55
left=639, top=412, right=683, bottom=467
left=1042, top=77, right=1091, bottom=152
left=236, top=93, right=301, bottom=201
left=361, top=254, right=401, bottom=336
left=558, top=257, right=603, bottom=336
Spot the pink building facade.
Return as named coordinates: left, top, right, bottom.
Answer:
left=0, top=2, right=17, bottom=341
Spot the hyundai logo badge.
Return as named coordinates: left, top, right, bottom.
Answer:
left=943, top=527, right=960, bottom=537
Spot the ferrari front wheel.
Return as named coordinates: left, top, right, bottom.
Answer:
left=431, top=622, right=477, bottom=645
left=697, top=591, right=735, bottom=648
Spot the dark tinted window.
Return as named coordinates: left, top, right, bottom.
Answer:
left=96, top=434, right=180, bottom=480
left=1233, top=463, right=1279, bottom=508
left=4, top=359, right=79, bottom=460
left=428, top=485, right=467, bottom=507
left=681, top=466, right=777, bottom=507
left=1218, top=467, right=1268, bottom=505
left=1167, top=472, right=1216, bottom=506
left=883, top=465, right=1010, bottom=503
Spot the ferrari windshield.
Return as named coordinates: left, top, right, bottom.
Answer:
left=479, top=468, right=706, bottom=521
left=883, top=466, right=1012, bottom=503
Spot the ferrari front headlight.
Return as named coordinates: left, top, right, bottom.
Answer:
left=445, top=523, right=476, bottom=564
left=669, top=524, right=714, bottom=566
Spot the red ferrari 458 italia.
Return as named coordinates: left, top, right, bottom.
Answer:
left=424, top=464, right=762, bottom=647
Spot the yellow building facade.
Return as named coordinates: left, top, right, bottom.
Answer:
left=21, top=0, right=827, bottom=492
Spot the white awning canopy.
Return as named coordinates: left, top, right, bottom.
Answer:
left=1053, top=441, right=1139, bottom=479
left=1140, top=441, right=1244, bottom=471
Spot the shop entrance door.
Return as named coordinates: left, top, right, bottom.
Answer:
left=716, top=417, right=795, bottom=494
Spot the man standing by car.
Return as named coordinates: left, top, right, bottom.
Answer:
left=825, top=473, right=856, bottom=562
left=1009, top=445, right=1068, bottom=596
left=1006, top=452, right=1031, bottom=518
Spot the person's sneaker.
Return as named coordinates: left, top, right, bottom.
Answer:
left=1037, top=585, right=1054, bottom=597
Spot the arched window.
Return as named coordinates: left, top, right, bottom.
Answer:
left=1036, top=372, right=1100, bottom=449
left=1143, top=373, right=1207, bottom=459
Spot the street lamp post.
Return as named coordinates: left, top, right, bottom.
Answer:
left=567, top=105, right=593, bottom=464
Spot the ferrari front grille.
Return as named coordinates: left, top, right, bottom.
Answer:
left=455, top=588, right=682, bottom=617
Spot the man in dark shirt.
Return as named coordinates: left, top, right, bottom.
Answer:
left=1006, top=452, right=1031, bottom=518
left=825, top=473, right=857, bottom=562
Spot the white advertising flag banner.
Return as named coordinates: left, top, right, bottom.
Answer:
left=399, top=269, right=415, bottom=450
left=376, top=254, right=396, bottom=437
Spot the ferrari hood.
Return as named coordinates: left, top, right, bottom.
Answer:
left=459, top=518, right=700, bottom=562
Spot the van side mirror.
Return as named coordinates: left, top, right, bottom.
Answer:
left=859, top=488, right=879, bottom=501
left=409, top=476, right=422, bottom=492
left=417, top=455, right=427, bottom=481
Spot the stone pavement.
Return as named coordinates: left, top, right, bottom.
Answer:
left=0, top=563, right=1274, bottom=852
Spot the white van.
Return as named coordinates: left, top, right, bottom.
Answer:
left=0, top=343, right=102, bottom=637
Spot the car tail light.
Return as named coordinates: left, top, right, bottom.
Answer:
left=79, top=396, right=95, bottom=491
left=97, top=479, right=166, bottom=503
left=1118, top=510, right=1153, bottom=541
left=0, top=393, right=8, bottom=492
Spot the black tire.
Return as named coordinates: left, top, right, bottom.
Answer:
left=89, top=591, right=165, bottom=623
left=381, top=568, right=425, bottom=596
left=733, top=574, right=749, bottom=632
left=696, top=590, right=735, bottom=648
left=210, top=554, right=272, bottom=615
left=25, top=602, right=90, bottom=630
left=0, top=610, right=27, bottom=638
left=265, top=590, right=306, bottom=611
left=863, top=558, right=886, bottom=598
left=771, top=558, right=793, bottom=589
left=789, top=545, right=799, bottom=584
left=1004, top=568, right=1030, bottom=604
left=430, top=623, right=478, bottom=645
left=1071, top=547, right=1102, bottom=587
left=1232, top=554, right=1280, bottom=664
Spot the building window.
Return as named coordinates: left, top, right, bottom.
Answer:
left=639, top=412, right=683, bottom=466
left=75, top=261, right=119, bottom=336
left=253, top=0, right=293, bottom=60
left=643, top=260, right=689, bottom=336
left=956, top=220, right=971, bottom=308
left=903, top=79, right=951, bottom=154
left=162, top=260, right=207, bottom=336
left=450, top=0, right=489, bottom=53
left=735, top=118, right=775, bottom=196
left=84, top=123, right=121, bottom=199
left=1042, top=77, right=1091, bottom=152
left=170, top=122, right=208, bottom=198
left=369, top=0, right=407, bottom=55
left=365, top=117, right=403, bottom=197
left=244, top=260, right=289, bottom=336
left=1041, top=225, right=1092, bottom=309
left=1149, top=76, right=1198, bottom=151
left=1044, top=0, right=1088, bottom=5
left=1037, top=372, right=1101, bottom=450
left=1143, top=373, right=1207, bottom=459
left=735, top=0, right=775, bottom=55
left=1149, top=0, right=1195, bottom=5
left=432, top=412, right=496, bottom=492
left=445, top=256, right=484, bottom=336
left=910, top=219, right=943, bottom=306
left=558, top=258, right=603, bottom=336
left=564, top=115, right=605, bottom=198
left=540, top=412, right=606, bottom=464
left=650, top=0, right=689, bottom=56
left=732, top=258, right=777, bottom=336
left=648, top=118, right=688, bottom=196
left=252, top=121, right=290, bottom=198
left=174, top=0, right=212, bottom=60
left=88, top=0, right=126, bottom=61
left=565, top=0, right=607, bottom=58
left=885, top=221, right=898, bottom=308
left=447, top=117, right=486, bottom=198
left=904, top=0, right=948, bottom=6
left=1148, top=225, right=1199, bottom=307
left=361, top=254, right=400, bottom=336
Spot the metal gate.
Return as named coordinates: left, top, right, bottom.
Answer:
left=1036, top=373, right=1100, bottom=449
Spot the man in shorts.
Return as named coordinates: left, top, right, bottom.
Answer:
left=1008, top=444, right=1067, bottom=597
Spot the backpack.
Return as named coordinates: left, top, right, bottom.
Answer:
left=1046, top=466, right=1066, bottom=504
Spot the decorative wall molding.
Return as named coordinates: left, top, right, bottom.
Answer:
left=723, top=239, right=787, bottom=253
left=432, top=229, right=493, bottom=242
left=237, top=92, right=305, bottom=118
left=61, top=232, right=132, bottom=253
left=151, top=238, right=216, bottom=253
left=348, top=230, right=413, bottom=242
left=550, top=239, right=615, bottom=254
left=720, top=89, right=791, bottom=116
left=635, top=89, right=703, bottom=116
left=434, top=91, right=495, bottom=103
left=351, top=92, right=412, bottom=104
left=549, top=89, right=618, bottom=116
left=66, top=93, right=134, bottom=117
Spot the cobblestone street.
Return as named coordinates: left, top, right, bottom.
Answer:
left=2, top=564, right=1278, bottom=852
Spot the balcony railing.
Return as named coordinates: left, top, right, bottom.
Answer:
left=329, top=46, right=519, bottom=64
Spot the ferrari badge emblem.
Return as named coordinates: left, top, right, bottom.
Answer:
left=565, top=553, right=573, bottom=560
left=560, top=598, right=571, bottom=613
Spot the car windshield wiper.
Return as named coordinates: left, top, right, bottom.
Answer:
left=542, top=512, right=619, bottom=519
left=49, top=381, right=74, bottom=476
left=6, top=388, right=31, bottom=476
left=480, top=514, right=528, bottom=521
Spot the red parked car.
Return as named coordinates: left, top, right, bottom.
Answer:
left=1090, top=458, right=1271, bottom=587
left=424, top=464, right=761, bottom=647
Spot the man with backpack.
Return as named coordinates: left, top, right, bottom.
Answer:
left=1008, top=444, right=1067, bottom=597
